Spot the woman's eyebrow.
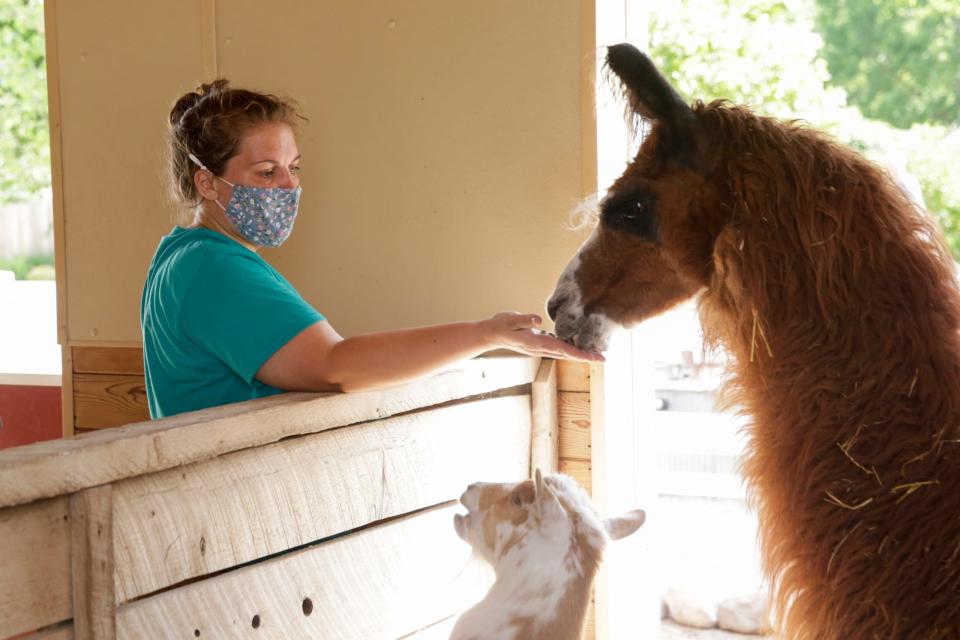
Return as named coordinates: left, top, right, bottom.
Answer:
left=248, top=154, right=302, bottom=167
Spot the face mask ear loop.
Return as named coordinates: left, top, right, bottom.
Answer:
left=188, top=153, right=236, bottom=187
left=188, top=152, right=232, bottom=211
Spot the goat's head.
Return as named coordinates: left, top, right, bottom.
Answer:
left=453, top=469, right=646, bottom=574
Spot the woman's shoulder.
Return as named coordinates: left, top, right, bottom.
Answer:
left=159, top=227, right=261, bottom=268
left=149, top=227, right=268, bottom=290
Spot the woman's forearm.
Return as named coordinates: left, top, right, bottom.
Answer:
left=321, top=321, right=494, bottom=391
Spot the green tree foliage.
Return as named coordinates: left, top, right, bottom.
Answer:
left=814, top=0, right=960, bottom=129
left=0, top=0, right=49, bottom=204
left=642, top=0, right=960, bottom=259
left=647, top=0, right=844, bottom=121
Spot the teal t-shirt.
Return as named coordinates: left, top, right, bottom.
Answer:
left=140, top=227, right=324, bottom=418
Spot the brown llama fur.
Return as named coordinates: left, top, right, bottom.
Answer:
left=548, top=45, right=960, bottom=639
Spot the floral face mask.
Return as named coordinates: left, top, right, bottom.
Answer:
left=189, top=153, right=301, bottom=247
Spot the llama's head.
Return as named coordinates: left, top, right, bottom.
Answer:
left=547, top=43, right=731, bottom=352
left=453, top=469, right=645, bottom=575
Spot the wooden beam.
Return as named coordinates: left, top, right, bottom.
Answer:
left=44, top=0, right=73, bottom=439
left=558, top=360, right=591, bottom=392
left=111, top=394, right=531, bottom=603
left=70, top=485, right=116, bottom=639
left=588, top=362, right=608, bottom=640
left=73, top=374, right=149, bottom=430
left=0, top=497, right=72, bottom=638
left=115, top=504, right=491, bottom=639
left=71, top=347, right=144, bottom=376
left=558, top=391, right=591, bottom=460
left=530, top=358, right=559, bottom=474
left=20, top=623, right=75, bottom=639
left=0, top=356, right=539, bottom=509
left=559, top=458, right=592, bottom=493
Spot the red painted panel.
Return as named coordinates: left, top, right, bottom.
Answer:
left=0, top=385, right=62, bottom=449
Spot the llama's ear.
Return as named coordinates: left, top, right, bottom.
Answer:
left=606, top=43, right=702, bottom=171
left=604, top=509, right=646, bottom=540
left=534, top=468, right=544, bottom=498
left=606, top=44, right=693, bottom=127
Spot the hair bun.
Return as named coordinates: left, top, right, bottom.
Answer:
left=168, top=79, right=231, bottom=127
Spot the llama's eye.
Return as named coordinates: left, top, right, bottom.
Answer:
left=511, top=492, right=522, bottom=507
left=601, top=193, right=658, bottom=240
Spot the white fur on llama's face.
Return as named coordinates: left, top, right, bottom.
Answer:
left=451, top=470, right=645, bottom=640
left=547, top=228, right=622, bottom=353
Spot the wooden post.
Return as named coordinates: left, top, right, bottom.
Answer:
left=70, top=485, right=115, bottom=639
left=531, top=358, right=559, bottom=474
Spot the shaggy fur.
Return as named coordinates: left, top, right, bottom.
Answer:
left=548, top=44, right=960, bottom=639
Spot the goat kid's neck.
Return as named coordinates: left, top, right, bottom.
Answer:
left=456, top=535, right=599, bottom=640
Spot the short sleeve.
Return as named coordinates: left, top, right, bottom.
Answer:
left=180, top=252, right=324, bottom=384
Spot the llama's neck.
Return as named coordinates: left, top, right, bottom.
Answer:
left=452, top=541, right=600, bottom=640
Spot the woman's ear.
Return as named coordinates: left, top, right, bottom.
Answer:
left=194, top=168, right=221, bottom=202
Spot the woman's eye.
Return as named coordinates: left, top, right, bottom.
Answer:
left=260, top=170, right=275, bottom=178
left=290, top=166, right=301, bottom=174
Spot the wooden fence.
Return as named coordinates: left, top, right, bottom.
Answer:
left=0, top=355, right=609, bottom=639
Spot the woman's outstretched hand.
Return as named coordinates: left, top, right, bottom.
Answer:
left=480, top=312, right=604, bottom=362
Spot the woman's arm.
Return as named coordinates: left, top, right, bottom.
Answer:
left=255, top=313, right=602, bottom=393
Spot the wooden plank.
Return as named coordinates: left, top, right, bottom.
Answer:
left=557, top=360, right=590, bottom=392
left=530, top=358, right=559, bottom=473
left=398, top=616, right=458, bottom=639
left=61, top=345, right=74, bottom=438
left=559, top=458, right=592, bottom=493
left=112, top=394, right=531, bottom=603
left=73, top=374, right=149, bottom=430
left=70, top=485, right=116, bottom=639
left=0, top=497, right=71, bottom=638
left=72, top=346, right=144, bottom=376
left=558, top=390, right=591, bottom=460
left=0, top=356, right=539, bottom=508
left=588, top=362, right=605, bottom=640
left=115, top=504, right=492, bottom=640
left=20, top=622, right=75, bottom=640
left=45, top=0, right=72, bottom=439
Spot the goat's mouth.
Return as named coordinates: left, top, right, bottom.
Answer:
left=453, top=513, right=468, bottom=541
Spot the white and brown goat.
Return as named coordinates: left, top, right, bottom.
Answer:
left=451, top=470, right=645, bottom=640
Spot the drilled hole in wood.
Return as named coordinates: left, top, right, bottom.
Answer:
left=252, top=614, right=260, bottom=629
left=302, top=598, right=313, bottom=616
left=194, top=630, right=200, bottom=637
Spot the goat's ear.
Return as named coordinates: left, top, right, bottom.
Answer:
left=534, top=468, right=544, bottom=499
left=604, top=509, right=646, bottom=540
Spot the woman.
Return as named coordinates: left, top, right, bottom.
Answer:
left=141, top=80, right=600, bottom=419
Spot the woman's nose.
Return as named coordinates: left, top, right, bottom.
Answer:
left=277, top=170, right=299, bottom=189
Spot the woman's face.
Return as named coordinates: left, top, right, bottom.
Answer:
left=221, top=120, right=301, bottom=191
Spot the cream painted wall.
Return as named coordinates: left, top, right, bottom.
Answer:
left=51, top=0, right=596, bottom=343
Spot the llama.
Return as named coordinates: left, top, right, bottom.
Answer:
left=548, top=43, right=960, bottom=639
left=450, top=469, right=645, bottom=640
